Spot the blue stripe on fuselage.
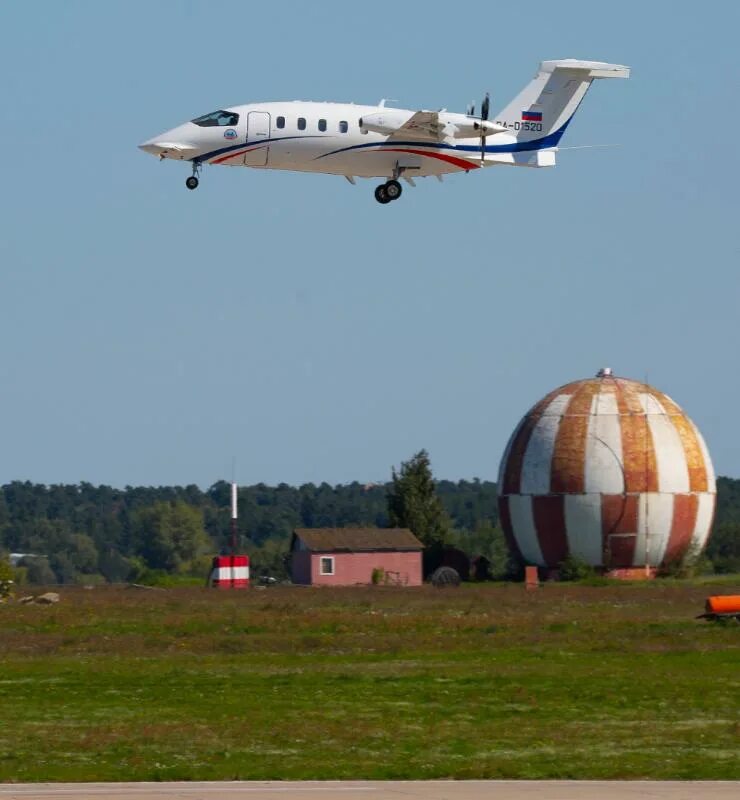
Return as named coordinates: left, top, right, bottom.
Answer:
left=315, top=117, right=573, bottom=161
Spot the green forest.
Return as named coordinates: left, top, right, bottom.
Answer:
left=1, top=473, right=739, bottom=585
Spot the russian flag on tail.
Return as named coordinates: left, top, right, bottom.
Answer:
left=522, top=109, right=543, bottom=122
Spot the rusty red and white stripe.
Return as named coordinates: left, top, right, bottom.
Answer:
left=498, top=375, right=716, bottom=569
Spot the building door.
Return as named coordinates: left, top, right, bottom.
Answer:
left=244, top=112, right=270, bottom=166
left=606, top=533, right=638, bottom=568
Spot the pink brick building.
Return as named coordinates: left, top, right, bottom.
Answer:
left=290, top=528, right=424, bottom=587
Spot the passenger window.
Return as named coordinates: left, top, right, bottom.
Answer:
left=298, top=117, right=306, bottom=131
left=276, top=116, right=285, bottom=129
left=339, top=120, right=348, bottom=133
left=318, top=119, right=327, bottom=132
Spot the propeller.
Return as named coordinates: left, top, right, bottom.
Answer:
left=477, top=92, right=490, bottom=165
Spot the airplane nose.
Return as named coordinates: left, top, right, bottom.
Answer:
left=138, top=142, right=162, bottom=155
left=138, top=135, right=198, bottom=159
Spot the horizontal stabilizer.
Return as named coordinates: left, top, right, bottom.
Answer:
left=539, top=59, right=630, bottom=79
left=486, top=149, right=557, bottom=168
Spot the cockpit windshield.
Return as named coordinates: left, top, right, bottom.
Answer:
left=191, top=110, right=240, bottom=127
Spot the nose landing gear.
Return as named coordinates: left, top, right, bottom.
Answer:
left=186, top=161, right=202, bottom=190
left=374, top=179, right=402, bottom=204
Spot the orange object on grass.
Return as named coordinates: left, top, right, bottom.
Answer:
left=525, top=565, right=539, bottom=591
left=705, top=596, right=740, bottom=615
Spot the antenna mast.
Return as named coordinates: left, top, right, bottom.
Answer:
left=230, top=481, right=238, bottom=556
left=644, top=372, right=650, bottom=577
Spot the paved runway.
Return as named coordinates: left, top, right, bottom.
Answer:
left=0, top=782, right=737, bottom=800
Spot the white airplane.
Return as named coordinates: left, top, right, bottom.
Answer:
left=139, top=59, right=629, bottom=204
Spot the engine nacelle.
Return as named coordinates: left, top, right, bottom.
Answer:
left=440, top=115, right=508, bottom=138
left=358, top=110, right=414, bottom=135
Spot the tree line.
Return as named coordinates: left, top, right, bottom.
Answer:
left=0, top=461, right=738, bottom=585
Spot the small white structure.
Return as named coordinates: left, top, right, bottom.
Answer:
left=9, top=553, right=44, bottom=567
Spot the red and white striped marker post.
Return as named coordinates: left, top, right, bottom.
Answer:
left=209, top=482, right=250, bottom=589
left=211, top=554, right=250, bottom=589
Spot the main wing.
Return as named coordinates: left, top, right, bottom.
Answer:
left=387, top=111, right=446, bottom=141
left=385, top=110, right=508, bottom=141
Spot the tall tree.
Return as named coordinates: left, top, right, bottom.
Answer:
left=133, top=502, right=211, bottom=571
left=387, top=450, right=451, bottom=549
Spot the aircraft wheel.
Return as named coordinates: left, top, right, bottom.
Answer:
left=374, top=184, right=391, bottom=204
left=385, top=180, right=402, bottom=201
left=186, top=176, right=199, bottom=190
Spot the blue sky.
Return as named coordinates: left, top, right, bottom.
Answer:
left=1, top=0, right=738, bottom=488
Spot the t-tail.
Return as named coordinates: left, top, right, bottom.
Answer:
left=489, top=59, right=630, bottom=166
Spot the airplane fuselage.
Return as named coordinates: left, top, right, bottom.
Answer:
left=138, top=60, right=630, bottom=201
left=139, top=100, right=526, bottom=180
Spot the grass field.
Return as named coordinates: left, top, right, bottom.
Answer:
left=0, top=581, right=738, bottom=782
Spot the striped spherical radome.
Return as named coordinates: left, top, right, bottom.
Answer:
left=497, top=370, right=716, bottom=573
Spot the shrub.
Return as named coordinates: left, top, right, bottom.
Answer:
left=12, top=565, right=28, bottom=586
left=98, top=549, right=136, bottom=583
left=371, top=567, right=385, bottom=585
left=660, top=540, right=711, bottom=579
left=0, top=557, right=13, bottom=584
left=0, top=556, right=13, bottom=599
left=558, top=555, right=596, bottom=582
left=178, top=554, right=214, bottom=578
left=20, top=556, right=57, bottom=585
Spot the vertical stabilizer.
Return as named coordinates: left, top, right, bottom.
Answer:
left=494, top=59, right=630, bottom=149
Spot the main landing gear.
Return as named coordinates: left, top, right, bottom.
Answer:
left=374, top=179, right=403, bottom=204
left=186, top=161, right=201, bottom=190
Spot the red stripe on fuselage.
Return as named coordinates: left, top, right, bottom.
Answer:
left=211, top=145, right=264, bottom=165
left=384, top=148, right=480, bottom=171
left=212, top=144, right=479, bottom=170
left=211, top=150, right=246, bottom=164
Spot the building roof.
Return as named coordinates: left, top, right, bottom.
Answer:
left=291, top=528, right=424, bottom=552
